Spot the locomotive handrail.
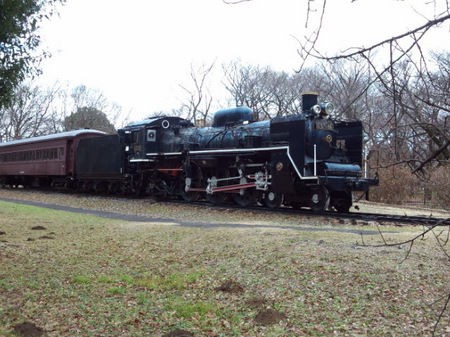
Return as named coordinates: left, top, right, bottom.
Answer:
left=314, top=144, right=317, bottom=176
left=145, top=145, right=289, bottom=156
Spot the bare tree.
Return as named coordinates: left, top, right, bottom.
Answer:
left=0, top=83, right=60, bottom=141
left=367, top=53, right=450, bottom=173
left=408, top=52, right=450, bottom=173
left=297, top=1, right=450, bottom=167
left=0, top=83, right=125, bottom=141
left=223, top=60, right=373, bottom=119
left=223, top=61, right=287, bottom=120
left=71, top=85, right=108, bottom=112
left=66, top=85, right=123, bottom=130
left=179, top=62, right=215, bottom=126
left=298, top=0, right=450, bottom=66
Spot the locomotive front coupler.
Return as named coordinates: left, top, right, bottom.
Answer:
left=344, top=177, right=378, bottom=191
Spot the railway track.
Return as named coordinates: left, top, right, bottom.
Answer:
left=163, top=198, right=450, bottom=226
left=318, top=209, right=450, bottom=226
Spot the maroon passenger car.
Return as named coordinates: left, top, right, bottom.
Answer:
left=0, top=130, right=105, bottom=187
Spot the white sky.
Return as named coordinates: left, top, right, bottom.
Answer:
left=38, top=0, right=449, bottom=121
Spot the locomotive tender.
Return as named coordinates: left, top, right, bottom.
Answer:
left=0, top=92, right=378, bottom=212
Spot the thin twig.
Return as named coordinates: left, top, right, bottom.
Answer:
left=222, top=0, right=252, bottom=4
left=322, top=13, right=450, bottom=61
left=377, top=224, right=388, bottom=245
left=399, top=241, right=414, bottom=264
left=431, top=227, right=450, bottom=259
left=432, top=293, right=450, bottom=337
left=296, top=0, right=327, bottom=73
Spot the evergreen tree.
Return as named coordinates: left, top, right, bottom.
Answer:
left=0, top=0, right=65, bottom=108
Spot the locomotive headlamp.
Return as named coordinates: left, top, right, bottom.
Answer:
left=311, top=104, right=321, bottom=116
left=321, top=102, right=335, bottom=116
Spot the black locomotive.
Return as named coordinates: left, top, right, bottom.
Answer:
left=0, top=92, right=378, bottom=212
left=75, top=92, right=378, bottom=212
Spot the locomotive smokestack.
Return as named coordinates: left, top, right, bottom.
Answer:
left=302, top=92, right=319, bottom=112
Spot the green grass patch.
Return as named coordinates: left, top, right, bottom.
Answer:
left=97, top=275, right=115, bottom=283
left=134, top=271, right=202, bottom=291
left=107, top=286, right=126, bottom=295
left=166, top=297, right=218, bottom=319
left=72, top=275, right=91, bottom=285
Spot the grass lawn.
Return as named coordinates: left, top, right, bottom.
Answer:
left=0, top=200, right=449, bottom=336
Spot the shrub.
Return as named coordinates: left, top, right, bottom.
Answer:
left=369, top=164, right=450, bottom=209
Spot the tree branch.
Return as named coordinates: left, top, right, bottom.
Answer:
left=432, top=293, right=450, bottom=337
left=412, top=139, right=450, bottom=173
left=222, top=0, right=252, bottom=4
left=323, top=13, right=450, bottom=61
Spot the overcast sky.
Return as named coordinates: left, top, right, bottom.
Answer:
left=38, top=0, right=449, bottom=121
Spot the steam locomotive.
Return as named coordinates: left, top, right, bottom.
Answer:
left=0, top=92, right=378, bottom=212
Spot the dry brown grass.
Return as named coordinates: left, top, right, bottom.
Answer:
left=0, top=191, right=449, bottom=336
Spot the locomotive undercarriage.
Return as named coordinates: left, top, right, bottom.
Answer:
left=0, top=158, right=358, bottom=213
left=0, top=175, right=54, bottom=189
left=0, top=174, right=133, bottom=196
left=128, top=152, right=355, bottom=212
left=74, top=178, right=132, bottom=194
left=182, top=154, right=288, bottom=208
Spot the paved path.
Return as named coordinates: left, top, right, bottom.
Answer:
left=0, top=197, right=385, bottom=236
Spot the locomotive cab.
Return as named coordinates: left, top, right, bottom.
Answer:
left=119, top=117, right=195, bottom=161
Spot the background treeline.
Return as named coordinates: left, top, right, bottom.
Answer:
left=0, top=54, right=449, bottom=208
